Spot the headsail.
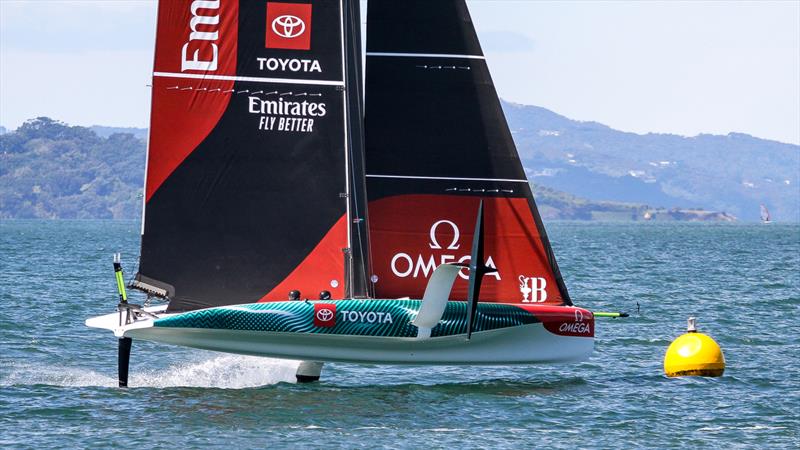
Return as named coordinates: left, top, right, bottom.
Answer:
left=136, top=1, right=363, bottom=311
left=364, top=0, right=571, bottom=305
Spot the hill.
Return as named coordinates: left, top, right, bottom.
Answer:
left=0, top=118, right=144, bottom=219
left=4, top=111, right=793, bottom=221
left=503, top=102, right=799, bottom=221
left=89, top=125, right=148, bottom=140
left=531, top=184, right=735, bottom=222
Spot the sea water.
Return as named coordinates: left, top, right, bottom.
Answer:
left=1, top=220, right=798, bottom=448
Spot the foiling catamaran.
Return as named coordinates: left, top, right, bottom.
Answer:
left=87, top=0, right=604, bottom=386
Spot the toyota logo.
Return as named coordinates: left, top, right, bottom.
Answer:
left=272, top=15, right=306, bottom=39
left=316, top=308, right=333, bottom=322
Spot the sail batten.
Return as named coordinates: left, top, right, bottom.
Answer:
left=366, top=52, right=485, bottom=59
left=366, top=175, right=530, bottom=183
left=152, top=72, right=345, bottom=85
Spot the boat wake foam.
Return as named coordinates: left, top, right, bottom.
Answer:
left=134, top=355, right=300, bottom=388
left=1, top=355, right=300, bottom=389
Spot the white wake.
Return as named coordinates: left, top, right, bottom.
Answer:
left=1, top=355, right=300, bottom=388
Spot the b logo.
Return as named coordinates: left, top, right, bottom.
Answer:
left=313, top=303, right=336, bottom=327
left=519, top=276, right=547, bottom=303
left=265, top=2, right=312, bottom=50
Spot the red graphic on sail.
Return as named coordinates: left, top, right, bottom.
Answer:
left=259, top=215, right=347, bottom=302
left=266, top=2, right=313, bottom=50
left=146, top=0, right=239, bottom=201
left=368, top=195, right=564, bottom=304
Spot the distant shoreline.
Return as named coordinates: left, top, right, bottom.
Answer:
left=2, top=115, right=796, bottom=222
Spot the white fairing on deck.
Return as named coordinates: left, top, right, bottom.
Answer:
left=412, top=264, right=462, bottom=339
left=85, top=304, right=168, bottom=337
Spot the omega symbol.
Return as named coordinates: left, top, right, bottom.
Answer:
left=429, top=220, right=460, bottom=250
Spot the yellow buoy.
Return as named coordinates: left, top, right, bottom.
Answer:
left=664, top=317, right=725, bottom=377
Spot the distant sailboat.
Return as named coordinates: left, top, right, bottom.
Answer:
left=760, top=204, right=772, bottom=224
left=87, top=0, right=596, bottom=386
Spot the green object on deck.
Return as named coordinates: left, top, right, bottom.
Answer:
left=593, top=311, right=629, bottom=318
left=113, top=253, right=127, bottom=303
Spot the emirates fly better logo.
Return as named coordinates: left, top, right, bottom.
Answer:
left=266, top=2, right=312, bottom=50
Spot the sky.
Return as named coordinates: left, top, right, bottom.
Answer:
left=1, top=0, right=798, bottom=144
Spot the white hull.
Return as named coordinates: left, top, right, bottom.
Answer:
left=86, top=305, right=593, bottom=365
left=127, top=322, right=592, bottom=365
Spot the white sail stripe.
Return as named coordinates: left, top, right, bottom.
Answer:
left=366, top=52, right=485, bottom=60
left=366, top=174, right=529, bottom=183
left=153, top=72, right=345, bottom=86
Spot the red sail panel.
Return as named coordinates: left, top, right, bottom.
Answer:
left=369, top=195, right=563, bottom=304
left=146, top=0, right=239, bottom=201
left=259, top=214, right=347, bottom=301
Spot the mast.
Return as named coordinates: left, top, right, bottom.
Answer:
left=343, top=0, right=372, bottom=298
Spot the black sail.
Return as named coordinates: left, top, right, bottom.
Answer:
left=364, top=0, right=572, bottom=305
left=136, top=0, right=355, bottom=311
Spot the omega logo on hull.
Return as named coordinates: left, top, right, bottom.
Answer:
left=557, top=309, right=592, bottom=335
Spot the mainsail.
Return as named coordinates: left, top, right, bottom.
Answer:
left=363, top=0, right=571, bottom=305
left=135, top=1, right=366, bottom=311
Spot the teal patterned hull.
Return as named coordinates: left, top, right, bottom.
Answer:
left=155, top=300, right=539, bottom=338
